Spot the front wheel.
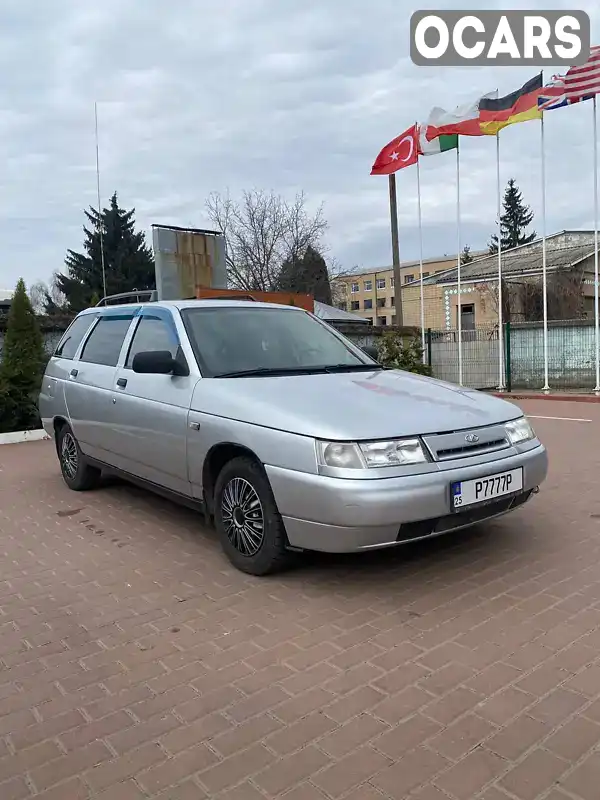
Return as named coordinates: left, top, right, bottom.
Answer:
left=57, top=424, right=101, bottom=491
left=213, top=456, right=291, bottom=575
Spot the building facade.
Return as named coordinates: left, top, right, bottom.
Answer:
left=334, top=253, right=482, bottom=326
left=335, top=231, right=598, bottom=330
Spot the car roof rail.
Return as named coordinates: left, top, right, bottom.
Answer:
left=96, top=289, right=158, bottom=307
left=185, top=293, right=258, bottom=302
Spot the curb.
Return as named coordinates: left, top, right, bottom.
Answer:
left=493, top=393, right=600, bottom=404
left=0, top=430, right=51, bottom=445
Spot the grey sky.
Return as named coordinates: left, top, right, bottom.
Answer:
left=1, top=0, right=598, bottom=291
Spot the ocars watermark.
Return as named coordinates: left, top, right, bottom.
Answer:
left=410, top=11, right=590, bottom=66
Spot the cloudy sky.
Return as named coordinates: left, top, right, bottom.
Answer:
left=1, top=0, right=599, bottom=291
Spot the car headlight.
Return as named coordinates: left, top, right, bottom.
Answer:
left=316, top=438, right=428, bottom=469
left=505, top=417, right=535, bottom=445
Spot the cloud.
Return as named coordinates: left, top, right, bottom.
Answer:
left=0, top=0, right=598, bottom=291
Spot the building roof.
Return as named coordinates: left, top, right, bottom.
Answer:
left=340, top=251, right=487, bottom=280
left=424, top=230, right=598, bottom=286
left=313, top=300, right=370, bottom=323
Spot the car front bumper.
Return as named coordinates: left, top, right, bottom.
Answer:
left=265, top=444, right=548, bottom=553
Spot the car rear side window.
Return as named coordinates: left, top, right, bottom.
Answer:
left=53, top=315, right=95, bottom=360
left=125, top=315, right=178, bottom=369
left=80, top=315, right=133, bottom=367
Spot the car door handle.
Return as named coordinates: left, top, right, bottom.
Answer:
left=116, top=378, right=127, bottom=388
left=70, top=368, right=78, bottom=377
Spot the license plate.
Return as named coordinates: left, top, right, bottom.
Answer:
left=451, top=467, right=523, bottom=510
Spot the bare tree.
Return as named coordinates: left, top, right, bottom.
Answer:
left=206, top=189, right=328, bottom=291
left=476, top=270, right=585, bottom=324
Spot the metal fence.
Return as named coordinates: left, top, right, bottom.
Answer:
left=426, top=319, right=598, bottom=392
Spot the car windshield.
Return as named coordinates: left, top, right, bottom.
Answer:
left=181, top=306, right=373, bottom=377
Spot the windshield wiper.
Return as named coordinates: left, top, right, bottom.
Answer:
left=213, top=364, right=383, bottom=378
left=321, top=364, right=384, bottom=373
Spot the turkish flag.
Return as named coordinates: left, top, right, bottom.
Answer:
left=370, top=124, right=418, bottom=175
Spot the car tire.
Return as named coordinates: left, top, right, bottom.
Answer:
left=213, top=456, right=291, bottom=576
left=56, top=423, right=102, bottom=491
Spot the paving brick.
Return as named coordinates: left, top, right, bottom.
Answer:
left=499, top=747, right=570, bottom=800
left=486, top=714, right=550, bottom=761
left=528, top=687, right=587, bottom=726
left=32, top=778, right=91, bottom=800
left=560, top=751, right=600, bottom=800
left=255, top=745, right=332, bottom=796
left=429, top=712, right=497, bottom=761
left=109, top=713, right=182, bottom=754
left=0, top=776, right=40, bottom=800
left=374, top=713, right=442, bottom=760
left=371, top=745, right=450, bottom=799
left=85, top=742, right=166, bottom=792
left=0, top=740, right=63, bottom=784
left=209, top=712, right=282, bottom=756
left=474, top=686, right=535, bottom=726
left=318, top=713, right=388, bottom=758
left=30, top=741, right=113, bottom=793
left=137, top=743, right=218, bottom=794
left=434, top=746, right=507, bottom=799
left=373, top=686, right=435, bottom=725
left=545, top=715, right=600, bottom=761
left=198, top=743, right=275, bottom=794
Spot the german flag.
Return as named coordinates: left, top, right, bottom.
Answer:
left=478, top=73, right=543, bottom=135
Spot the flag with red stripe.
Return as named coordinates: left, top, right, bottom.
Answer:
left=562, top=45, right=600, bottom=100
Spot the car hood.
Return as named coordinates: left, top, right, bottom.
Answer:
left=190, top=368, right=523, bottom=440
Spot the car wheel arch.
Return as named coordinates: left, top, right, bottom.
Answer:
left=53, top=416, right=69, bottom=454
left=202, top=442, right=265, bottom=514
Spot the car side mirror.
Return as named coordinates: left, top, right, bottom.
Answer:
left=132, top=350, right=188, bottom=376
left=361, top=344, right=379, bottom=361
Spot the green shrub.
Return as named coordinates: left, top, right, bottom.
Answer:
left=376, top=331, right=432, bottom=376
left=0, top=278, right=46, bottom=433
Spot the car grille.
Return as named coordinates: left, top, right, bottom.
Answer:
left=422, top=424, right=510, bottom=461
left=395, top=489, right=532, bottom=544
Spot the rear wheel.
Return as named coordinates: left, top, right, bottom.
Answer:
left=56, top=423, right=101, bottom=491
left=214, top=456, right=291, bottom=575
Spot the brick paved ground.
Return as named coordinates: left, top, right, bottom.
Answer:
left=0, top=399, right=599, bottom=799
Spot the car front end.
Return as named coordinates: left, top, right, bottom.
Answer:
left=265, top=415, right=547, bottom=553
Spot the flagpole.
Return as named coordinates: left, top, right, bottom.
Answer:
left=541, top=103, right=550, bottom=392
left=389, top=174, right=403, bottom=327
left=416, top=154, right=426, bottom=362
left=496, top=132, right=505, bottom=390
left=594, top=94, right=600, bottom=394
left=94, top=101, right=107, bottom=301
left=456, top=142, right=463, bottom=385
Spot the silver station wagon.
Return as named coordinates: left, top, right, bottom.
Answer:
left=39, top=299, right=548, bottom=575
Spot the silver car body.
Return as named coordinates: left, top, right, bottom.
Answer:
left=39, top=299, right=548, bottom=554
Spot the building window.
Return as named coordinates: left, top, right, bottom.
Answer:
left=351, top=282, right=359, bottom=293
left=390, top=277, right=395, bottom=288
left=376, top=278, right=386, bottom=289
left=391, top=315, right=397, bottom=325
left=363, top=280, right=372, bottom=291
left=377, top=316, right=387, bottom=326
left=363, top=298, right=373, bottom=310
left=404, top=274, right=414, bottom=284
left=377, top=298, right=386, bottom=308
left=390, top=297, right=395, bottom=306
left=350, top=300, right=360, bottom=311
left=423, top=271, right=430, bottom=278
left=459, top=303, right=475, bottom=330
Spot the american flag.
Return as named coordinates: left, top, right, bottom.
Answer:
left=563, top=44, right=600, bottom=100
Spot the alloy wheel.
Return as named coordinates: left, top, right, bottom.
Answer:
left=61, top=432, right=78, bottom=479
left=221, top=477, right=265, bottom=556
